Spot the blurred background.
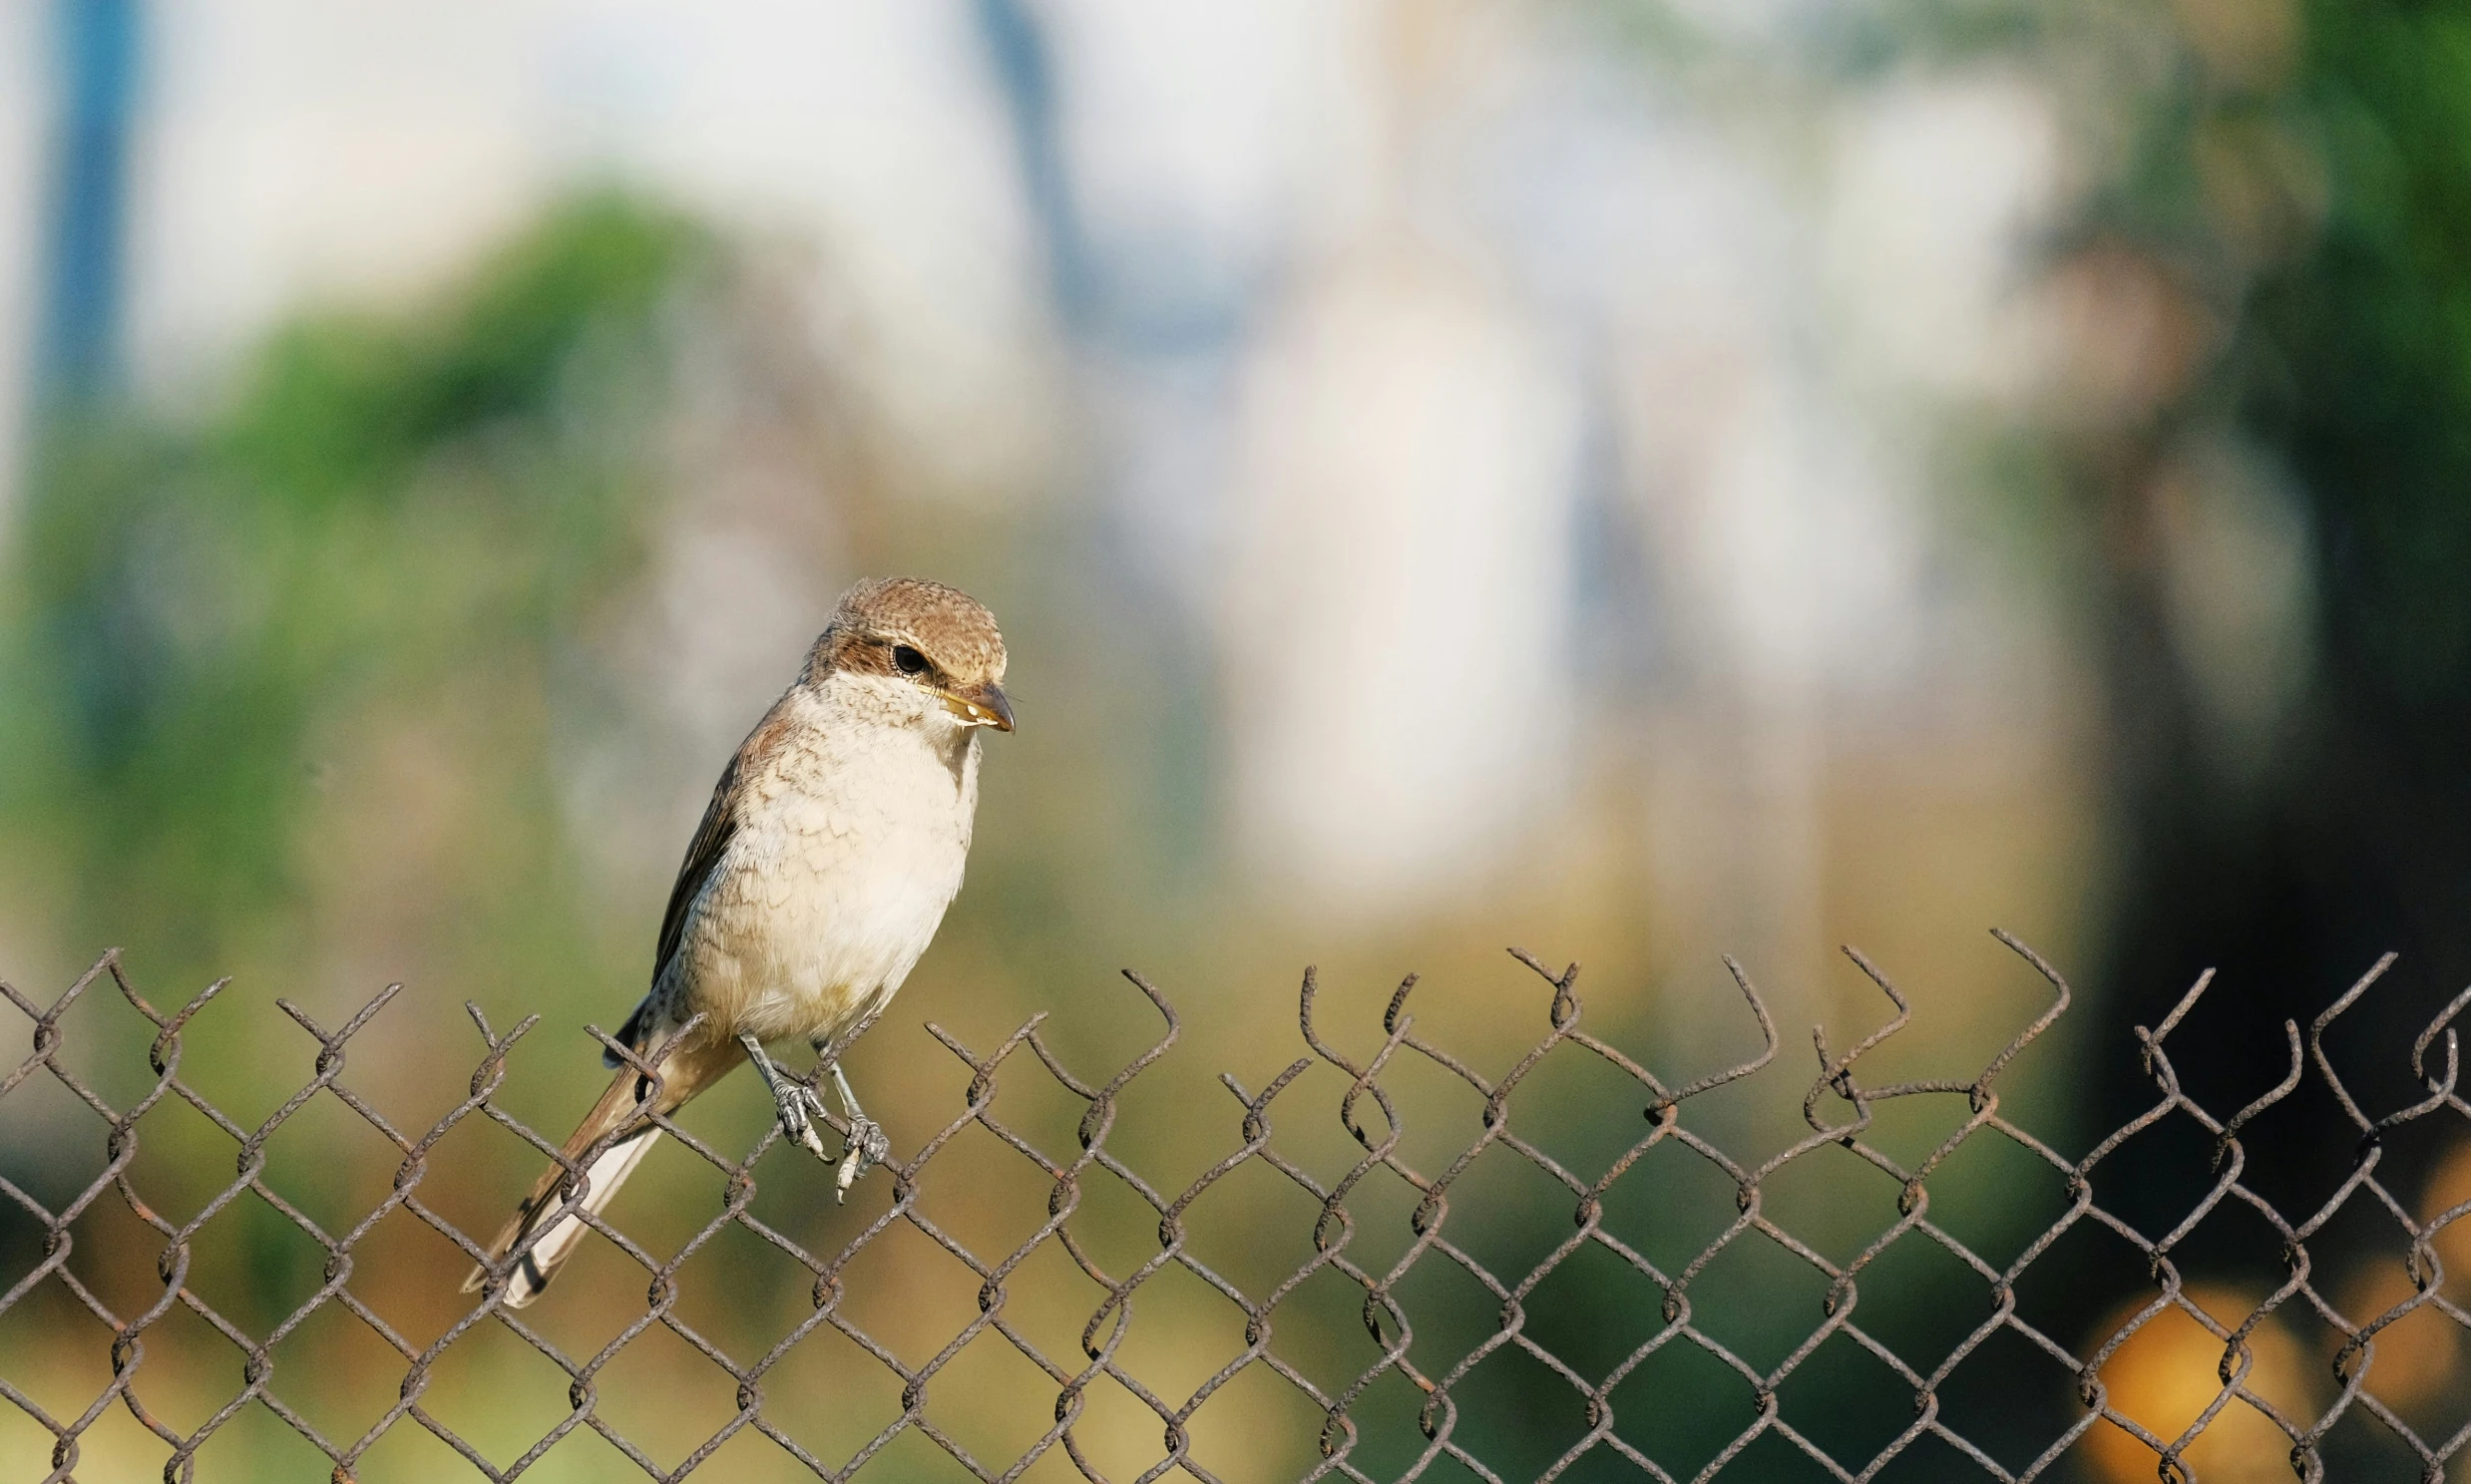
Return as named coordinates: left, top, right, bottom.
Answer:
left=3, top=0, right=2470, bottom=1478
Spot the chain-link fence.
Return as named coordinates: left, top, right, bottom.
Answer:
left=4, top=934, right=2468, bottom=1483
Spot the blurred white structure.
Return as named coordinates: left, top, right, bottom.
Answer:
left=1040, top=4, right=2073, bottom=932
left=1221, top=254, right=1581, bottom=909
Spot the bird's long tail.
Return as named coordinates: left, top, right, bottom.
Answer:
left=462, top=1037, right=738, bottom=1307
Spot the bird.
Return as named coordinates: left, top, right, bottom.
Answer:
left=463, top=576, right=1013, bottom=1307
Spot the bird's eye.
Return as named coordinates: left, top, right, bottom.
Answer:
left=892, top=644, right=929, bottom=675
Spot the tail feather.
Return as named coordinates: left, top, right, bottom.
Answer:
left=506, top=1131, right=658, bottom=1305
left=463, top=1062, right=662, bottom=1307
left=465, top=1031, right=744, bottom=1307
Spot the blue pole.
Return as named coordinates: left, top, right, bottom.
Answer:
left=37, top=0, right=139, bottom=404
left=971, top=0, right=1094, bottom=332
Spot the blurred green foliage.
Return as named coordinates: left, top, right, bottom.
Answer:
left=2258, top=0, right=2471, bottom=714
left=2, top=192, right=700, bottom=988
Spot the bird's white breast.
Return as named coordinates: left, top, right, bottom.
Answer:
left=678, top=683, right=981, bottom=1045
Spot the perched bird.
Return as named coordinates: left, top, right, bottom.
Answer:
left=464, top=576, right=1013, bottom=1307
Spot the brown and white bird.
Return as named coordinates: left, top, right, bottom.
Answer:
left=465, top=577, right=1012, bottom=1307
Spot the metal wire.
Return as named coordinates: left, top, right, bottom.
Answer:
left=3, top=932, right=2467, bottom=1482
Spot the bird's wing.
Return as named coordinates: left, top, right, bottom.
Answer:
left=612, top=699, right=794, bottom=1063
left=650, top=751, right=744, bottom=997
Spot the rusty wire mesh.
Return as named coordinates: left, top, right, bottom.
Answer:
left=4, top=933, right=2469, bottom=1483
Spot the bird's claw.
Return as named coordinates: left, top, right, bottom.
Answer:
left=835, top=1116, right=890, bottom=1203
left=772, top=1081, right=834, bottom=1162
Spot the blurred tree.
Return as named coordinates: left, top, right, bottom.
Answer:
left=2083, top=0, right=2471, bottom=1227
left=2, top=192, right=699, bottom=994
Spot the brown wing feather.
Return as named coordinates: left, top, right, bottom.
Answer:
left=655, top=760, right=743, bottom=988
left=605, top=700, right=787, bottom=1064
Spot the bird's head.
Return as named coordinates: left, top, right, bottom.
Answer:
left=809, top=576, right=1014, bottom=734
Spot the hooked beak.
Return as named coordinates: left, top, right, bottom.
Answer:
left=939, top=681, right=1015, bottom=732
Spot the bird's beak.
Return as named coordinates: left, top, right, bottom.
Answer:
left=940, top=681, right=1015, bottom=732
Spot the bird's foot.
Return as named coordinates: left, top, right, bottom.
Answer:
left=771, top=1081, right=835, bottom=1163
left=823, top=1058, right=891, bottom=1202
left=835, top=1115, right=889, bottom=1203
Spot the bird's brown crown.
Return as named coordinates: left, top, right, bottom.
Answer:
left=811, top=576, right=1008, bottom=685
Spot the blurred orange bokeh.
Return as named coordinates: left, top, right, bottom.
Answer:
left=2081, top=1286, right=2314, bottom=1484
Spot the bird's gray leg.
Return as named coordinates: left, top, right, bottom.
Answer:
left=819, top=1052, right=891, bottom=1202
left=739, top=1033, right=832, bottom=1161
